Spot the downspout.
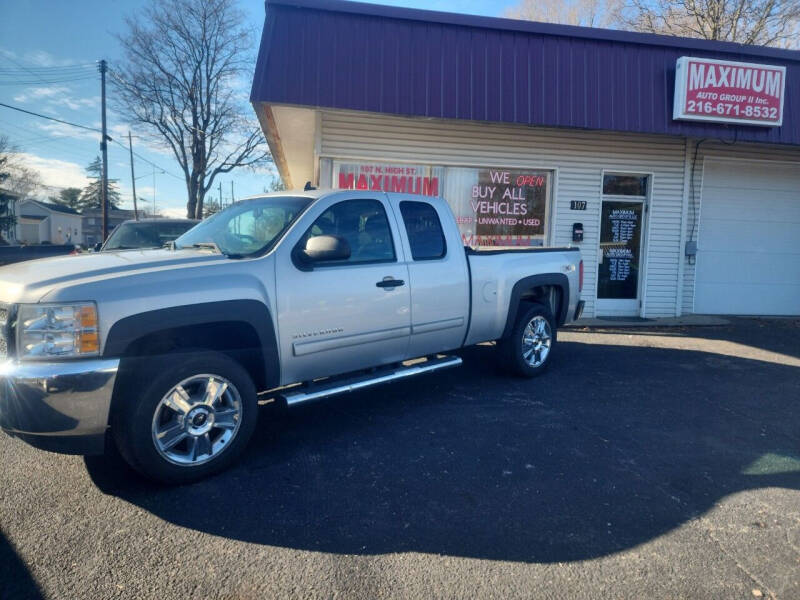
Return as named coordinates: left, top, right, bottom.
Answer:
left=675, top=137, right=692, bottom=317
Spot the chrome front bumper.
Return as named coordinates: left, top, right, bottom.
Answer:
left=0, top=358, right=120, bottom=455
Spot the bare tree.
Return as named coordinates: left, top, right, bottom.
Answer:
left=506, top=0, right=800, bottom=47
left=615, top=0, right=800, bottom=47
left=0, top=136, right=42, bottom=199
left=505, top=0, right=615, bottom=27
left=113, top=0, right=271, bottom=219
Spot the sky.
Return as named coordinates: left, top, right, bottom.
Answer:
left=0, top=0, right=515, bottom=218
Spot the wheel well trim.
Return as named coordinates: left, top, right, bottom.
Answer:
left=501, top=273, right=570, bottom=339
left=103, top=299, right=280, bottom=389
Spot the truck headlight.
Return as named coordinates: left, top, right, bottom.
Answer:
left=18, top=303, right=100, bottom=359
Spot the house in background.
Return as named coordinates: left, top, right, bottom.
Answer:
left=81, top=208, right=142, bottom=246
left=15, top=199, right=82, bottom=245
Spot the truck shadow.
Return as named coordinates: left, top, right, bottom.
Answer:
left=85, top=335, right=800, bottom=564
left=0, top=531, right=43, bottom=599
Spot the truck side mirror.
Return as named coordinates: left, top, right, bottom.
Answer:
left=299, top=235, right=351, bottom=264
left=94, top=242, right=103, bottom=252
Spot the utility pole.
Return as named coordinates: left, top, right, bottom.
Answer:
left=128, top=131, right=139, bottom=221
left=152, top=167, right=157, bottom=216
left=99, top=59, right=109, bottom=241
left=231, top=181, right=234, bottom=206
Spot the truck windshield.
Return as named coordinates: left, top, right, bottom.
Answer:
left=174, top=195, right=312, bottom=257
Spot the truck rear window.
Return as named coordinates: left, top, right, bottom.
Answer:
left=399, top=201, right=446, bottom=260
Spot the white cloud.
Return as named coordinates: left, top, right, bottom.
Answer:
left=13, top=153, right=90, bottom=189
left=160, top=206, right=188, bottom=218
left=24, top=50, right=79, bottom=68
left=0, top=48, right=77, bottom=68
left=13, top=85, right=99, bottom=112
left=13, top=86, right=69, bottom=102
left=35, top=121, right=99, bottom=141
left=50, top=96, right=98, bottom=111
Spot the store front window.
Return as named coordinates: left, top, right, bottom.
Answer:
left=332, top=160, right=552, bottom=248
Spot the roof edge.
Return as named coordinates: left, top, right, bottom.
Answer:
left=266, top=0, right=800, bottom=62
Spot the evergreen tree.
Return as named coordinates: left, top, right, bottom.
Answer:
left=0, top=191, right=15, bottom=244
left=79, top=157, right=121, bottom=211
left=50, top=187, right=82, bottom=211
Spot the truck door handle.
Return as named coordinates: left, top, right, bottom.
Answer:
left=376, top=277, right=405, bottom=289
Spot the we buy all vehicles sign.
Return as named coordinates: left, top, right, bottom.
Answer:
left=673, top=57, right=786, bottom=126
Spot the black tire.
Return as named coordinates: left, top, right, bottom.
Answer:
left=111, top=350, right=258, bottom=484
left=497, top=303, right=557, bottom=378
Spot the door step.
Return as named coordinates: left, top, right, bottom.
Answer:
left=277, top=355, right=463, bottom=406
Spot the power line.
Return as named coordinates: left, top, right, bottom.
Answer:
left=1, top=96, right=185, bottom=185
left=0, top=55, right=95, bottom=86
left=0, top=77, right=97, bottom=86
left=0, top=112, right=183, bottom=181
left=0, top=65, right=96, bottom=73
left=108, top=137, right=184, bottom=181
left=0, top=101, right=101, bottom=134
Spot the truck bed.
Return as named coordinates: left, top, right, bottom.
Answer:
left=464, top=245, right=582, bottom=346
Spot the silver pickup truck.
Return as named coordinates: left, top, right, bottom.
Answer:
left=0, top=190, right=583, bottom=482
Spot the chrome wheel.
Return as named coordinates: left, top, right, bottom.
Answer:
left=521, top=315, right=552, bottom=368
left=151, top=374, right=243, bottom=466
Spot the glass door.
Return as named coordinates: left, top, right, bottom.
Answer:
left=595, top=173, right=649, bottom=317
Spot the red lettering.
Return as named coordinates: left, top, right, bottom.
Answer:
left=422, top=177, right=439, bottom=197
left=339, top=173, right=355, bottom=189
left=390, top=176, right=406, bottom=193
left=356, top=174, right=368, bottom=190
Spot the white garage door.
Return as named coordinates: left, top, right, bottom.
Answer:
left=695, top=160, right=800, bottom=315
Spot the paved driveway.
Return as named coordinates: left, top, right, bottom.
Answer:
left=2, top=318, right=800, bottom=599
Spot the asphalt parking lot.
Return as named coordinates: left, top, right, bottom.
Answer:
left=2, top=317, right=800, bottom=599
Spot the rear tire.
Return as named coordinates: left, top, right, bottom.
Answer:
left=497, top=303, right=556, bottom=378
left=111, top=350, right=258, bottom=484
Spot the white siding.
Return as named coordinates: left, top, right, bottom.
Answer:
left=681, top=141, right=800, bottom=315
left=320, top=110, right=687, bottom=317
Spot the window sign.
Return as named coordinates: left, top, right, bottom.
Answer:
left=334, top=162, right=443, bottom=196
left=597, top=202, right=643, bottom=299
left=445, top=167, right=550, bottom=247
left=334, top=161, right=551, bottom=248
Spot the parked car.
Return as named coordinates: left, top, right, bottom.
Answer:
left=0, top=190, right=583, bottom=483
left=0, top=244, right=80, bottom=267
left=97, top=218, right=199, bottom=251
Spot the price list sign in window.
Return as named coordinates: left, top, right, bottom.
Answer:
left=598, top=202, right=643, bottom=300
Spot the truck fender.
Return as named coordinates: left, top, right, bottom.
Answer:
left=103, top=299, right=280, bottom=389
left=500, top=273, right=570, bottom=338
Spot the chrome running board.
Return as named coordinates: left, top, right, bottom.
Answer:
left=278, top=355, right=462, bottom=406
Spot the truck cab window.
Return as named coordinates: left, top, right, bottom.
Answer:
left=304, top=199, right=396, bottom=264
left=399, top=201, right=446, bottom=260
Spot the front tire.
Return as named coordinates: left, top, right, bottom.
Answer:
left=497, top=303, right=556, bottom=378
left=112, top=350, right=258, bottom=484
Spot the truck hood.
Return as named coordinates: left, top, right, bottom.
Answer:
left=0, top=248, right=228, bottom=304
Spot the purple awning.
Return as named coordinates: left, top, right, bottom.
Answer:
left=252, top=0, right=800, bottom=146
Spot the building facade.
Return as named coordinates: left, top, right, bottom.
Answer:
left=251, top=0, right=800, bottom=317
